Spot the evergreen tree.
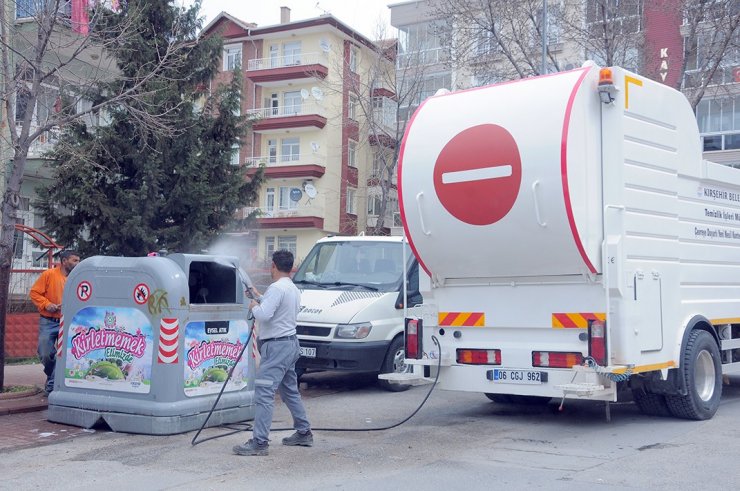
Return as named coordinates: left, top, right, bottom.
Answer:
left=37, top=0, right=262, bottom=256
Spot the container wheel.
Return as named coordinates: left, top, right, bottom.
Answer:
left=378, top=336, right=411, bottom=392
left=665, top=329, right=722, bottom=420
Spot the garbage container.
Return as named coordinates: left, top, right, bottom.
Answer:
left=47, top=253, right=255, bottom=435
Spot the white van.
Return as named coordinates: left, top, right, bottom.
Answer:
left=292, top=235, right=422, bottom=391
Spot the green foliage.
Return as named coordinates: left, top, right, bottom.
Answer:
left=37, top=0, right=263, bottom=257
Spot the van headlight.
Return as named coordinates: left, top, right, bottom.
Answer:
left=335, top=322, right=372, bottom=339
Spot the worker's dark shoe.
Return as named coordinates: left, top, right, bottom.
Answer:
left=233, top=439, right=269, bottom=456
left=282, top=430, right=313, bottom=447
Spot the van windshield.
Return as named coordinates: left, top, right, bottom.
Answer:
left=293, top=241, right=408, bottom=292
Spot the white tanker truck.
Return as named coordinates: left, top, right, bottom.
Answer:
left=387, top=62, right=740, bottom=420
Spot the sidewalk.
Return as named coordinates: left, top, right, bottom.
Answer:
left=0, top=363, right=49, bottom=416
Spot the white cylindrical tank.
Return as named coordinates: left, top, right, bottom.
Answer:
left=399, top=64, right=604, bottom=281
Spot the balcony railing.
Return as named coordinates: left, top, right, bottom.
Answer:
left=18, top=124, right=60, bottom=157
left=247, top=102, right=326, bottom=120
left=397, top=47, right=449, bottom=68
left=244, top=204, right=325, bottom=219
left=245, top=153, right=326, bottom=168
left=247, top=52, right=323, bottom=71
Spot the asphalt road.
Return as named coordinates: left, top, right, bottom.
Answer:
left=1, top=372, right=739, bottom=490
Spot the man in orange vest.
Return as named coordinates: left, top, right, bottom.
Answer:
left=29, top=250, right=81, bottom=395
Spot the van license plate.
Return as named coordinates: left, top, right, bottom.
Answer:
left=492, top=369, right=543, bottom=384
left=300, top=347, right=316, bottom=358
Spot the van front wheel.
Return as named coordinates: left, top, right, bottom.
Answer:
left=378, top=336, right=411, bottom=392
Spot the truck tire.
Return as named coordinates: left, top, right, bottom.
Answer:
left=665, top=329, right=722, bottom=420
left=484, top=394, right=551, bottom=405
left=378, top=336, right=411, bottom=392
left=485, top=393, right=513, bottom=403
left=631, top=389, right=671, bottom=417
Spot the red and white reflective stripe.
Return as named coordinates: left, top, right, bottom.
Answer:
left=55, top=315, right=65, bottom=358
left=157, top=318, right=179, bottom=364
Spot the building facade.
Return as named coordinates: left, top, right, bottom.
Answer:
left=1, top=0, right=93, bottom=298
left=389, top=0, right=740, bottom=168
left=204, top=8, right=396, bottom=264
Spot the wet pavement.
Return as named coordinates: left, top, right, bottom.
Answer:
left=0, top=364, right=378, bottom=453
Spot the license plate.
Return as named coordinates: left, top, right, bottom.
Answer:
left=299, top=347, right=316, bottom=358
left=492, top=369, right=543, bottom=384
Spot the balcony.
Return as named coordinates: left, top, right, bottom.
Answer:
left=245, top=154, right=326, bottom=179
left=18, top=124, right=60, bottom=158
left=248, top=102, right=327, bottom=132
left=247, top=52, right=328, bottom=86
left=244, top=205, right=325, bottom=229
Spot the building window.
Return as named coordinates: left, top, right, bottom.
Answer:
left=349, top=45, right=359, bottom=72
left=348, top=94, right=358, bottom=120
left=284, top=41, right=302, bottom=65
left=278, top=236, right=297, bottom=257
left=269, top=44, right=279, bottom=68
left=265, top=236, right=276, bottom=259
left=279, top=187, right=299, bottom=210
left=223, top=44, right=242, bottom=71
left=346, top=187, right=357, bottom=215
left=372, top=151, right=385, bottom=178
left=267, top=139, right=277, bottom=164
left=17, top=0, right=73, bottom=19
left=348, top=139, right=358, bottom=167
left=697, top=95, right=740, bottom=151
left=281, top=137, right=300, bottom=162
left=368, top=195, right=382, bottom=215
left=283, top=91, right=302, bottom=115
left=230, top=144, right=240, bottom=166
left=265, top=188, right=275, bottom=215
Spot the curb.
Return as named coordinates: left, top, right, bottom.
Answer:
left=0, top=390, right=48, bottom=416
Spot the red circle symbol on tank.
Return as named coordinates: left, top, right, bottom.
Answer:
left=433, top=124, right=522, bottom=226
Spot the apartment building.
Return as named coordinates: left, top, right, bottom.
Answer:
left=204, top=8, right=397, bottom=263
left=389, top=0, right=739, bottom=168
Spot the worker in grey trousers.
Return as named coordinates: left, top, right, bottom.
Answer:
left=233, top=249, right=312, bottom=456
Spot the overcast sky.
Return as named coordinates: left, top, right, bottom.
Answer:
left=192, top=0, right=395, bottom=39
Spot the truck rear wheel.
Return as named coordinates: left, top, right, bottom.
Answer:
left=484, top=394, right=551, bottom=405
left=378, top=336, right=411, bottom=392
left=631, top=389, right=671, bottom=417
left=665, top=329, right=722, bottom=420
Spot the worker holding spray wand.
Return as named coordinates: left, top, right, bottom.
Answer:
left=233, top=250, right=313, bottom=456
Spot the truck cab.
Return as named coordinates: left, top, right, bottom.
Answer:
left=292, top=235, right=422, bottom=391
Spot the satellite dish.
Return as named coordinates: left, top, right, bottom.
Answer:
left=310, top=142, right=320, bottom=153
left=319, top=38, right=331, bottom=53
left=304, top=183, right=317, bottom=199
left=300, top=89, right=310, bottom=99
left=311, top=87, right=324, bottom=101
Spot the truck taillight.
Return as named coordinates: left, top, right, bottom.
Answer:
left=588, top=319, right=607, bottom=365
left=456, top=349, right=501, bottom=365
left=405, top=318, right=422, bottom=360
left=532, top=351, right=583, bottom=368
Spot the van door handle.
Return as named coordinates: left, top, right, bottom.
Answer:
left=416, top=192, right=431, bottom=236
left=532, top=180, right=546, bottom=227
